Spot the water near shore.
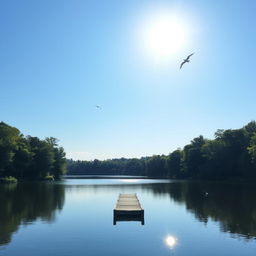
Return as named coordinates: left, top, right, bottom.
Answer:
left=1, top=179, right=256, bottom=256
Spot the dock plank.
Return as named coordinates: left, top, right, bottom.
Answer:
left=113, top=193, right=144, bottom=225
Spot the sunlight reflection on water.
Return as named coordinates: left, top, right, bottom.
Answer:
left=119, top=179, right=140, bottom=183
left=165, top=235, right=178, bottom=249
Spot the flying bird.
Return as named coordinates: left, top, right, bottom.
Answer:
left=95, top=105, right=102, bottom=109
left=180, top=53, right=194, bottom=69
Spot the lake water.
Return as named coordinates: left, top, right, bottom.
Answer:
left=1, top=179, right=256, bottom=256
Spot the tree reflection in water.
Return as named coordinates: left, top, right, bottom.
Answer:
left=147, top=181, right=256, bottom=240
left=63, top=180, right=256, bottom=240
left=1, top=179, right=256, bottom=248
left=0, top=183, right=65, bottom=245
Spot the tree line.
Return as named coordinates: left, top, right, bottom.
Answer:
left=68, top=121, right=256, bottom=180
left=0, top=122, right=66, bottom=180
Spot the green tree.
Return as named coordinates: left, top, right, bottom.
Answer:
left=244, top=121, right=256, bottom=137
left=52, top=147, right=67, bottom=179
left=183, top=136, right=207, bottom=178
left=145, top=155, right=167, bottom=177
left=12, top=137, right=33, bottom=178
left=166, top=150, right=182, bottom=178
left=248, top=134, right=256, bottom=165
left=0, top=122, right=21, bottom=176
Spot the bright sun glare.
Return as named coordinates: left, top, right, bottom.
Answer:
left=165, top=235, right=177, bottom=249
left=142, top=14, right=188, bottom=59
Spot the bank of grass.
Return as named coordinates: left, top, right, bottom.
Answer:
left=0, top=176, right=18, bottom=183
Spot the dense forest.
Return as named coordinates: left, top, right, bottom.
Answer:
left=68, top=121, right=256, bottom=180
left=0, top=122, right=66, bottom=180
left=1, top=120, right=256, bottom=181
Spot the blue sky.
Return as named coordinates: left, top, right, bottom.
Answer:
left=1, top=0, right=256, bottom=160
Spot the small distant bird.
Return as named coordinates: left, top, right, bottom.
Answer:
left=95, top=105, right=101, bottom=109
left=180, top=53, right=194, bottom=69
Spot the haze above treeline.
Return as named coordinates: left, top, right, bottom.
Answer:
left=1, top=121, right=256, bottom=181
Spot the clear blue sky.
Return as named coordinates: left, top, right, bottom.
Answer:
left=1, top=0, right=255, bottom=160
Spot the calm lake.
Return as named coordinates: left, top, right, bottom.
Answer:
left=1, top=178, right=256, bottom=256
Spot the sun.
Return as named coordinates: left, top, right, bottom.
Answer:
left=142, top=14, right=188, bottom=59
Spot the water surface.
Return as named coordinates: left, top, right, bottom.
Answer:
left=1, top=179, right=256, bottom=256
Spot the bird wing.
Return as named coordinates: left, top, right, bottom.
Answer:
left=180, top=61, right=185, bottom=69
left=187, top=52, right=194, bottom=60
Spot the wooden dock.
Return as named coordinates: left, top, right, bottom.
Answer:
left=113, top=193, right=144, bottom=225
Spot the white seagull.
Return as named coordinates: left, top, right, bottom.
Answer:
left=180, top=53, right=194, bottom=69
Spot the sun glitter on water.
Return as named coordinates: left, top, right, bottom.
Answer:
left=165, top=235, right=177, bottom=249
